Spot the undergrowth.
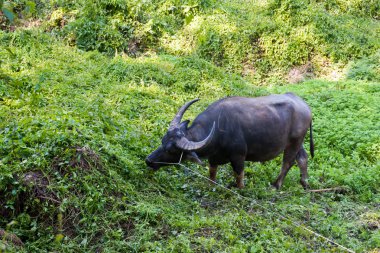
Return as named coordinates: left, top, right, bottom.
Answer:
left=0, top=28, right=379, bottom=252
left=2, top=0, right=379, bottom=82
left=1, top=0, right=379, bottom=252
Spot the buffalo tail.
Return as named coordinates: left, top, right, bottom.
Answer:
left=310, top=121, right=314, bottom=158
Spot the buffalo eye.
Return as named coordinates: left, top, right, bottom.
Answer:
left=175, top=130, right=185, bottom=138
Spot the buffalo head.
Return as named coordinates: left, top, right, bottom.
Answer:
left=146, top=99, right=215, bottom=170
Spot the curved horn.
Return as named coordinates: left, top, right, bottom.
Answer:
left=176, top=122, right=215, bottom=151
left=169, top=98, right=200, bottom=131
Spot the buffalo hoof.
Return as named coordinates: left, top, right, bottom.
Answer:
left=301, top=181, right=310, bottom=190
left=227, top=182, right=238, bottom=189
left=227, top=182, right=244, bottom=189
left=237, top=183, right=244, bottom=189
left=271, top=182, right=281, bottom=190
left=270, top=185, right=277, bottom=191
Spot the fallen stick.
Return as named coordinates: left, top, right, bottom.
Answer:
left=38, top=195, right=62, bottom=204
left=307, top=187, right=347, bottom=193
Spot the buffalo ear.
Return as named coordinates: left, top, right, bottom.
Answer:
left=186, top=151, right=203, bottom=165
left=179, top=120, right=190, bottom=131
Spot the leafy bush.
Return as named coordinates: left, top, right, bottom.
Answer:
left=347, top=51, right=380, bottom=82
left=3, top=0, right=379, bottom=82
left=160, top=0, right=380, bottom=79
left=0, top=0, right=37, bottom=26
left=62, top=0, right=214, bottom=55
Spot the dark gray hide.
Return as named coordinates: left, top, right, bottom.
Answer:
left=146, top=93, right=314, bottom=189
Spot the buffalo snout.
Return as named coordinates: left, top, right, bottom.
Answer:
left=145, top=158, right=160, bottom=171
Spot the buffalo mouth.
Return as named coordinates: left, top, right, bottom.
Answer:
left=145, top=159, right=160, bottom=171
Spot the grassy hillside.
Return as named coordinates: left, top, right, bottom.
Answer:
left=1, top=0, right=380, bottom=252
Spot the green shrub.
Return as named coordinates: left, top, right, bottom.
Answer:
left=159, top=0, right=380, bottom=80
left=63, top=0, right=213, bottom=55
left=1, top=0, right=37, bottom=25
left=347, top=51, right=380, bottom=82
left=3, top=0, right=380, bottom=80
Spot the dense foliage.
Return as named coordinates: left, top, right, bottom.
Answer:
left=0, top=0, right=379, bottom=252
left=2, top=0, right=379, bottom=80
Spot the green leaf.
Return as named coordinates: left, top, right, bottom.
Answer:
left=185, top=14, right=194, bottom=25
left=25, top=1, right=36, bottom=16
left=2, top=7, right=15, bottom=23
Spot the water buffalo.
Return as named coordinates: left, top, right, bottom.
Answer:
left=146, top=93, right=314, bottom=189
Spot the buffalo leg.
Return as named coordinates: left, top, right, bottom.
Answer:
left=231, top=157, right=245, bottom=189
left=209, top=164, right=218, bottom=183
left=296, top=147, right=309, bottom=189
left=272, top=146, right=299, bottom=189
left=234, top=170, right=245, bottom=189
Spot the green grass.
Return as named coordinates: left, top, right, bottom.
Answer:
left=0, top=28, right=379, bottom=252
